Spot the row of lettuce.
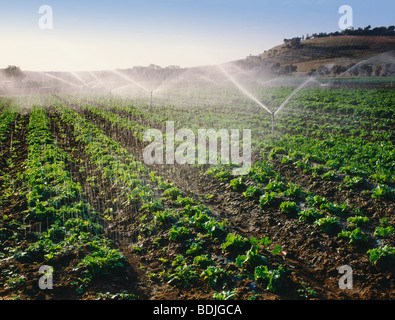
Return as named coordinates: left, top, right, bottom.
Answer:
left=3, top=107, right=126, bottom=295
left=0, top=99, right=18, bottom=147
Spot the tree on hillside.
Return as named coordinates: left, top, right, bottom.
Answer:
left=331, top=65, right=347, bottom=76
left=3, top=65, right=25, bottom=81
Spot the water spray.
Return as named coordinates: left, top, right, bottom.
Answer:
left=70, top=72, right=91, bottom=88
left=274, top=77, right=315, bottom=116
left=216, top=64, right=277, bottom=139
left=217, top=64, right=273, bottom=115
left=38, top=72, right=81, bottom=88
left=111, top=70, right=151, bottom=93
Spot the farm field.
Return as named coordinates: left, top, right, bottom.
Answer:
left=0, top=82, right=394, bottom=301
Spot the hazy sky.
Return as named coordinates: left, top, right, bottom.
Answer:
left=0, top=0, right=393, bottom=71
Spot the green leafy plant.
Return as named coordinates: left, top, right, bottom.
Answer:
left=340, top=175, right=364, bottom=190
left=374, top=226, right=394, bottom=239
left=284, top=183, right=306, bottom=199
left=242, top=185, right=264, bottom=198
left=371, top=184, right=394, bottom=199
left=229, top=177, right=246, bottom=191
left=193, top=254, right=214, bottom=269
left=297, top=281, right=317, bottom=299
left=167, top=264, right=198, bottom=288
left=162, top=187, right=182, bottom=200
left=203, top=219, right=228, bottom=240
left=235, top=245, right=267, bottom=269
left=213, top=289, right=238, bottom=300
left=338, top=228, right=369, bottom=245
left=221, top=233, right=250, bottom=253
left=347, top=216, right=370, bottom=228
left=259, top=191, right=280, bottom=207
left=201, top=266, right=229, bottom=289
left=168, top=225, right=190, bottom=242
left=321, top=170, right=337, bottom=181
left=186, top=242, right=203, bottom=255
left=367, top=245, right=395, bottom=265
left=298, top=208, right=323, bottom=223
left=254, top=265, right=283, bottom=292
left=373, top=218, right=394, bottom=238
left=280, top=201, right=299, bottom=215
left=175, top=195, right=194, bottom=206
left=153, top=210, right=178, bottom=226
left=314, top=216, right=339, bottom=233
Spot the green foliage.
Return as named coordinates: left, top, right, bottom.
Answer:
left=314, top=216, right=339, bottom=233
left=347, top=216, right=370, bottom=228
left=242, top=185, right=264, bottom=198
left=203, top=218, right=228, bottom=240
left=298, top=208, right=324, bottom=223
left=186, top=242, right=203, bottom=255
left=77, top=242, right=125, bottom=276
left=153, top=210, right=179, bottom=226
left=167, top=264, right=198, bottom=288
left=168, top=225, right=191, bottom=241
left=259, top=191, right=280, bottom=207
left=201, top=266, right=229, bottom=289
left=175, top=195, right=194, bottom=206
left=254, top=265, right=283, bottom=292
left=374, top=218, right=394, bottom=238
left=229, top=177, right=246, bottom=191
left=371, top=184, right=394, bottom=199
left=284, top=183, right=306, bottom=199
left=235, top=245, right=267, bottom=269
left=374, top=226, right=394, bottom=238
left=297, top=281, right=317, bottom=299
left=280, top=201, right=299, bottom=215
left=213, top=289, right=238, bottom=300
left=340, top=175, right=364, bottom=190
left=338, top=228, right=369, bottom=245
left=193, top=254, right=214, bottom=269
left=367, top=245, right=395, bottom=265
left=162, top=187, right=182, bottom=200
left=221, top=233, right=250, bottom=253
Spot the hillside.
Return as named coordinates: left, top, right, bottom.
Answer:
left=237, top=35, right=395, bottom=76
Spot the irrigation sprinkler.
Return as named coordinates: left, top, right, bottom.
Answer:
left=271, top=113, right=275, bottom=136
left=217, top=64, right=277, bottom=141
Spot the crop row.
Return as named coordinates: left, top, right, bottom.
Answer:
left=5, top=107, right=126, bottom=295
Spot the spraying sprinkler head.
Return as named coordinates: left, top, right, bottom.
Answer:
left=271, top=113, right=275, bottom=136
